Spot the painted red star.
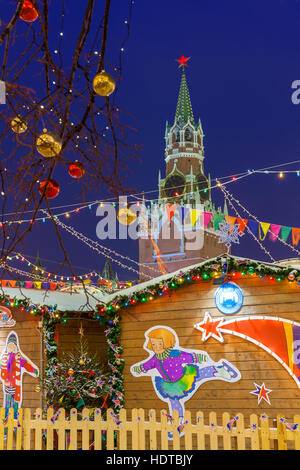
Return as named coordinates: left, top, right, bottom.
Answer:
left=250, top=383, right=272, bottom=405
left=194, top=312, right=225, bottom=342
left=176, top=55, right=191, bottom=68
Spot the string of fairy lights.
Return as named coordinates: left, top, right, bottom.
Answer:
left=1, top=159, right=300, bottom=282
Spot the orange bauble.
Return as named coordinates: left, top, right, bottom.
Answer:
left=20, top=1, right=38, bottom=22
left=68, top=162, right=85, bottom=179
left=39, top=179, right=60, bottom=199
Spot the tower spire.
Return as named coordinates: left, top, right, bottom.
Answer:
left=175, top=57, right=194, bottom=124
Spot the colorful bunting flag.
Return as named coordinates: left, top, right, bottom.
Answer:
left=190, top=208, right=202, bottom=227
left=292, top=228, right=300, bottom=246
left=269, top=224, right=282, bottom=242
left=176, top=206, right=190, bottom=224
left=225, top=216, right=236, bottom=226
left=165, top=204, right=177, bottom=223
left=203, top=212, right=213, bottom=229
left=213, top=214, right=225, bottom=230
left=280, top=226, right=292, bottom=242
left=247, top=220, right=258, bottom=235
left=236, top=218, right=248, bottom=233
left=259, top=222, right=270, bottom=241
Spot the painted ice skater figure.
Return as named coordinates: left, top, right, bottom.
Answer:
left=131, top=326, right=241, bottom=436
left=0, top=331, right=39, bottom=419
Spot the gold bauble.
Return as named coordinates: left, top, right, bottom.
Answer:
left=93, top=71, right=116, bottom=97
left=79, top=359, right=85, bottom=366
left=11, top=117, right=27, bottom=134
left=36, top=128, right=62, bottom=157
left=117, top=207, right=137, bottom=226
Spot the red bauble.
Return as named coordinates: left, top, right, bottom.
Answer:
left=20, top=1, right=38, bottom=23
left=39, top=179, right=60, bottom=199
left=68, top=162, right=85, bottom=179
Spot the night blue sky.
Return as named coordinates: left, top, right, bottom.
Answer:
left=5, top=0, right=300, bottom=280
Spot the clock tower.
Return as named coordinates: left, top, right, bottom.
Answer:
left=139, top=57, right=227, bottom=280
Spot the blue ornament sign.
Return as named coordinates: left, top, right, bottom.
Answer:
left=215, top=282, right=243, bottom=315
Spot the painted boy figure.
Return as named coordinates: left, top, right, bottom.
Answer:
left=131, top=326, right=241, bottom=435
left=0, top=332, right=39, bottom=419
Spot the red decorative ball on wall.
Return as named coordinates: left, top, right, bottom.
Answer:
left=39, top=179, right=60, bottom=199
left=68, top=162, right=85, bottom=179
left=20, top=1, right=38, bottom=22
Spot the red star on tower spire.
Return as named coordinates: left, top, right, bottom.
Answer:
left=176, top=55, right=191, bottom=68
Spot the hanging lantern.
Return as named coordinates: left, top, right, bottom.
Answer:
left=92, top=71, right=116, bottom=97
left=36, top=129, right=62, bottom=157
left=68, top=161, right=85, bottom=179
left=39, top=179, right=60, bottom=199
left=117, top=207, right=137, bottom=226
left=10, top=117, right=27, bottom=134
left=20, top=1, right=38, bottom=22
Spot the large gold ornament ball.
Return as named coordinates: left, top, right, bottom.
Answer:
left=11, top=117, right=27, bottom=134
left=93, top=71, right=116, bottom=97
left=79, top=359, right=85, bottom=366
left=117, top=207, right=137, bottom=226
left=36, top=128, right=62, bottom=157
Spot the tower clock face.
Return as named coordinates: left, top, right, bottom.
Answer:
left=164, top=174, right=186, bottom=198
left=196, top=173, right=209, bottom=201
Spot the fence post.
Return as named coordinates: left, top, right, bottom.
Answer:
left=172, top=410, right=180, bottom=451
left=69, top=409, right=77, bottom=450
left=57, top=408, right=66, bottom=450
left=15, top=409, right=23, bottom=450
left=260, top=414, right=270, bottom=450
left=138, top=408, right=145, bottom=450
left=46, top=407, right=54, bottom=450
left=183, top=410, right=192, bottom=450
left=222, top=412, right=232, bottom=450
left=208, top=411, right=218, bottom=450
left=249, top=414, right=260, bottom=450
left=236, top=413, right=246, bottom=450
left=23, top=408, right=31, bottom=450
left=160, top=410, right=169, bottom=450
left=118, top=409, right=127, bottom=450
left=94, top=409, right=103, bottom=451
left=106, top=408, right=116, bottom=450
left=81, top=408, right=90, bottom=450
left=196, top=411, right=205, bottom=450
left=6, top=408, right=14, bottom=450
left=148, top=409, right=157, bottom=450
left=294, top=414, right=300, bottom=450
left=276, top=415, right=287, bottom=450
left=34, top=408, right=43, bottom=450
left=0, top=408, right=5, bottom=450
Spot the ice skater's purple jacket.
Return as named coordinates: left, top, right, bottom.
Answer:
left=135, top=349, right=208, bottom=382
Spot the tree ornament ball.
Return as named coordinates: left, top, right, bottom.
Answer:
left=20, top=1, right=38, bottom=22
left=68, top=368, right=75, bottom=376
left=39, top=179, right=60, bottom=199
left=11, top=117, right=27, bottom=134
left=79, top=359, right=85, bottom=366
left=36, top=129, right=62, bottom=157
left=71, top=389, right=76, bottom=396
left=117, top=207, right=137, bottom=226
left=93, top=71, right=116, bottom=97
left=288, top=273, right=295, bottom=281
left=68, top=161, right=85, bottom=179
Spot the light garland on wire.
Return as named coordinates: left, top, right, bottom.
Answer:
left=217, top=182, right=276, bottom=263
left=43, top=211, right=153, bottom=279
left=221, top=184, right=300, bottom=259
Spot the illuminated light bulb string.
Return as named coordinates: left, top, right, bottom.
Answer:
left=41, top=210, right=155, bottom=279
left=217, top=181, right=276, bottom=263
left=220, top=184, right=300, bottom=259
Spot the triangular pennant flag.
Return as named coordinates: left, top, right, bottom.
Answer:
left=213, top=214, right=225, bottom=230
left=190, top=208, right=202, bottom=227
left=247, top=220, right=258, bottom=235
left=177, top=206, right=190, bottom=224
left=225, top=216, right=236, bottom=226
left=203, top=212, right=213, bottom=229
left=280, top=226, right=292, bottom=242
left=259, top=222, right=270, bottom=241
left=165, top=204, right=177, bottom=223
left=292, top=228, right=300, bottom=246
left=236, top=218, right=248, bottom=233
left=269, top=224, right=281, bottom=242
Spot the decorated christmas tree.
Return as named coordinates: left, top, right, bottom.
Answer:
left=40, top=327, right=110, bottom=415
